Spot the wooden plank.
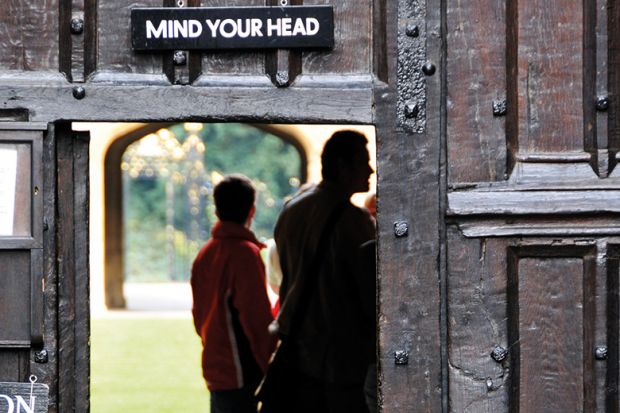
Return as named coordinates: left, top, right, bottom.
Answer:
left=607, top=245, right=620, bottom=411
left=609, top=0, right=620, bottom=174
left=447, top=229, right=508, bottom=411
left=302, top=0, right=371, bottom=75
left=446, top=0, right=507, bottom=183
left=508, top=246, right=596, bottom=412
left=56, top=124, right=76, bottom=413
left=0, top=83, right=374, bottom=124
left=375, top=0, right=442, bottom=410
left=29, top=123, right=58, bottom=412
left=96, top=0, right=166, bottom=77
left=0, top=351, right=28, bottom=383
left=72, top=131, right=90, bottom=413
left=448, top=190, right=620, bottom=216
left=508, top=0, right=584, bottom=154
left=0, top=1, right=60, bottom=71
left=0, top=252, right=31, bottom=345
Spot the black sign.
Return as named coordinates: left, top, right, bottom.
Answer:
left=131, top=6, right=334, bottom=51
left=0, top=381, right=49, bottom=413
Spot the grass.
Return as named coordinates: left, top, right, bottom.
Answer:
left=91, top=317, right=210, bottom=413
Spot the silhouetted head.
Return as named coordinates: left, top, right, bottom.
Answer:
left=214, top=174, right=256, bottom=225
left=321, top=131, right=373, bottom=195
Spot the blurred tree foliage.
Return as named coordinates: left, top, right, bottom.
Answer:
left=124, top=123, right=302, bottom=282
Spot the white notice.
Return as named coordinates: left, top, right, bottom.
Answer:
left=0, top=148, right=18, bottom=235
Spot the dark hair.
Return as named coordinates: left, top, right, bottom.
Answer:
left=214, top=174, right=256, bottom=224
left=321, top=130, right=368, bottom=181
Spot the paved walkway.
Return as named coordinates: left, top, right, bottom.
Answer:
left=94, top=282, right=193, bottom=319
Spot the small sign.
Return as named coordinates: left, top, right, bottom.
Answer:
left=0, top=380, right=49, bottom=413
left=0, top=148, right=17, bottom=236
left=132, top=6, right=334, bottom=51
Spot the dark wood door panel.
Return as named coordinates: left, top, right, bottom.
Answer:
left=0, top=1, right=60, bottom=72
left=447, top=228, right=509, bottom=412
left=508, top=246, right=596, bottom=412
left=447, top=230, right=610, bottom=412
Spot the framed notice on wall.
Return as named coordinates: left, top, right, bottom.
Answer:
left=0, top=147, right=17, bottom=236
left=0, top=143, right=31, bottom=237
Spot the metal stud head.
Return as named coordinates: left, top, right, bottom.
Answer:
left=492, top=99, right=507, bottom=116
left=70, top=18, right=84, bottom=35
left=422, top=62, right=436, bottom=76
left=595, top=346, right=608, bottom=360
left=405, top=24, right=419, bottom=38
left=596, top=96, right=609, bottom=111
left=34, top=349, right=48, bottom=364
left=490, top=346, right=508, bottom=363
left=404, top=102, right=419, bottom=119
left=394, top=221, right=409, bottom=238
left=173, top=51, right=187, bottom=66
left=72, top=86, right=86, bottom=100
left=394, top=350, right=409, bottom=365
left=275, top=71, right=290, bottom=88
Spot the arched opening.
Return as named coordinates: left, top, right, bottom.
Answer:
left=103, top=123, right=308, bottom=309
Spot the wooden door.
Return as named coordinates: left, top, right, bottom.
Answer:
left=0, top=123, right=89, bottom=413
left=376, top=0, right=620, bottom=412
left=441, top=0, right=620, bottom=411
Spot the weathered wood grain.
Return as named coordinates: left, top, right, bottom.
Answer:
left=56, top=124, right=76, bottom=413
left=97, top=0, right=165, bottom=77
left=376, top=0, right=442, bottom=410
left=302, top=0, right=371, bottom=75
left=0, top=252, right=31, bottom=345
left=0, top=1, right=59, bottom=71
left=0, top=83, right=374, bottom=123
left=446, top=0, right=507, bottom=183
left=448, top=189, right=620, bottom=216
left=0, top=352, right=28, bottom=383
left=607, top=245, right=620, bottom=411
left=509, top=0, right=584, bottom=154
left=508, top=246, right=596, bottom=412
left=447, top=228, right=508, bottom=412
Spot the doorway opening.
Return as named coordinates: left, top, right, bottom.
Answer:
left=77, top=121, right=377, bottom=412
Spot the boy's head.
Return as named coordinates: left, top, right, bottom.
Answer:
left=214, top=174, right=256, bottom=225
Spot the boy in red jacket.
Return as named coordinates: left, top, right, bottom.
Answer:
left=191, top=174, right=276, bottom=413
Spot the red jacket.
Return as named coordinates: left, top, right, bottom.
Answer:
left=191, top=221, right=276, bottom=391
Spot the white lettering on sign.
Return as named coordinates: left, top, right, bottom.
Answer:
left=0, top=395, right=36, bottom=413
left=146, top=19, right=202, bottom=39
left=148, top=18, right=320, bottom=40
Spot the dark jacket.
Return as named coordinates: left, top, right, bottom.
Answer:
left=274, top=182, right=376, bottom=385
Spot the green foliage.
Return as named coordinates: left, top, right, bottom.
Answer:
left=123, top=124, right=302, bottom=282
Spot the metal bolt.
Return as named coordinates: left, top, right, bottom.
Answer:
left=34, top=349, right=48, bottom=364
left=275, top=70, right=290, bottom=87
left=595, top=346, right=608, bottom=360
left=490, top=346, right=508, bottom=363
left=394, top=221, right=409, bottom=238
left=70, top=18, right=84, bottom=35
left=422, top=62, right=436, bottom=76
left=72, top=86, right=86, bottom=100
left=493, top=99, right=507, bottom=116
left=394, top=350, right=409, bottom=365
left=404, top=102, right=419, bottom=119
left=405, top=24, right=419, bottom=38
left=173, top=51, right=187, bottom=66
left=596, top=96, right=609, bottom=111
left=486, top=378, right=494, bottom=391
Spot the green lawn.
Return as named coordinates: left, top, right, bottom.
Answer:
left=91, top=317, right=210, bottom=413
